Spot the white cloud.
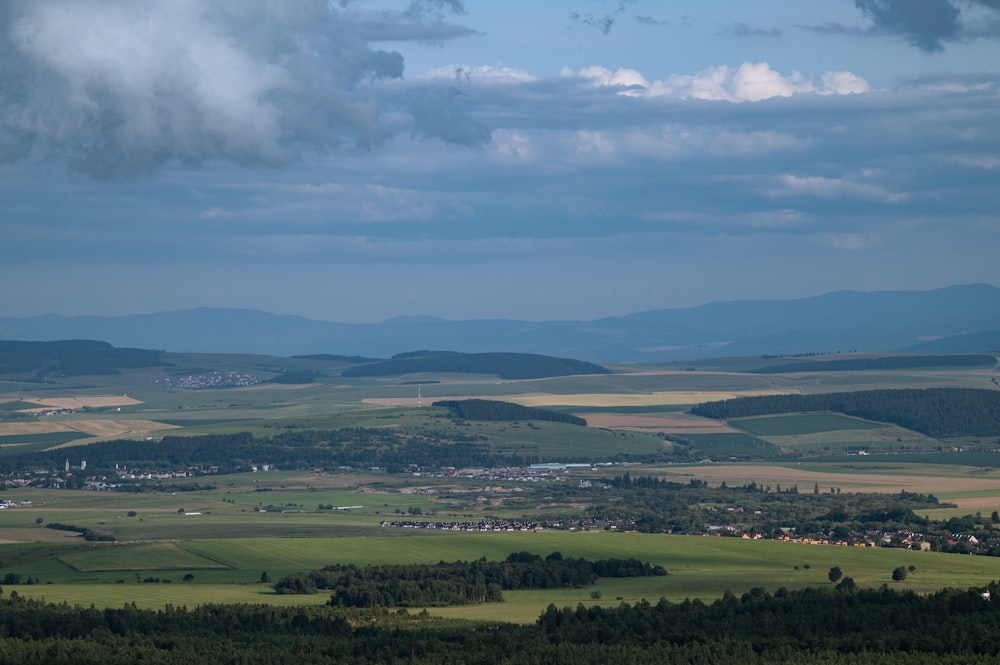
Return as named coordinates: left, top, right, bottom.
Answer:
left=422, top=64, right=536, bottom=83
left=572, top=62, right=870, bottom=102
left=769, top=174, right=908, bottom=203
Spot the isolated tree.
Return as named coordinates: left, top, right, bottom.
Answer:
left=828, top=566, right=843, bottom=583
left=260, top=571, right=270, bottom=583
left=892, top=566, right=907, bottom=582
left=836, top=576, right=856, bottom=592
left=182, top=574, right=195, bottom=583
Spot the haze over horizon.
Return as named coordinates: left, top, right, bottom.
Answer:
left=2, top=1, right=998, bottom=324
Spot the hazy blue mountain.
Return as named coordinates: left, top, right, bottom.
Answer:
left=1, top=284, right=999, bottom=362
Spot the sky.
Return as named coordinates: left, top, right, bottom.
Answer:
left=1, top=0, right=998, bottom=323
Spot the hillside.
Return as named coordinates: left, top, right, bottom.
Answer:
left=691, top=388, right=1000, bottom=439
left=341, top=351, right=610, bottom=380
left=3, top=284, right=1000, bottom=362
left=0, top=340, right=166, bottom=378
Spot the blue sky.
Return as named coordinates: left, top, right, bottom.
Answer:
left=1, top=0, right=998, bottom=322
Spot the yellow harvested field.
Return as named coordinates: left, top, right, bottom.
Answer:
left=0, top=419, right=180, bottom=445
left=515, top=391, right=782, bottom=407
left=21, top=395, right=144, bottom=409
left=55, top=419, right=180, bottom=442
left=364, top=391, right=781, bottom=409
left=650, top=464, right=1000, bottom=495
left=0, top=422, right=76, bottom=436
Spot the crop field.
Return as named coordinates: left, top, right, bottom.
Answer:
left=3, top=355, right=1000, bottom=628
left=648, top=462, right=1000, bottom=500
left=732, top=413, right=883, bottom=436
left=674, top=432, right=781, bottom=458
left=8, top=533, right=1000, bottom=619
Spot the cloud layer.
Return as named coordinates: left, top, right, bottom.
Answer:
left=0, top=0, right=478, bottom=177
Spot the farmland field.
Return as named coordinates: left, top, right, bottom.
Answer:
left=8, top=532, right=1000, bottom=619
left=732, top=413, right=883, bottom=436
left=2, top=352, right=1000, bottom=625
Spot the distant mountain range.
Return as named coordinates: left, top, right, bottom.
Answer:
left=2, top=284, right=999, bottom=363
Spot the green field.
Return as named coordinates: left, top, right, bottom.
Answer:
left=7, top=533, right=1000, bottom=620
left=3, top=352, right=1000, bottom=626
left=732, top=413, right=883, bottom=436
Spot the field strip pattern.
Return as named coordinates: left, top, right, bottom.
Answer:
left=58, top=542, right=233, bottom=572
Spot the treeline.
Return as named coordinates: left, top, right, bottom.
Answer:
left=691, top=388, right=1000, bottom=438
left=749, top=354, right=996, bottom=374
left=43, top=523, right=114, bottom=542
left=433, top=399, right=587, bottom=426
left=342, top=351, right=610, bottom=379
left=274, top=551, right=665, bottom=607
left=0, top=340, right=166, bottom=377
left=4, top=583, right=1000, bottom=663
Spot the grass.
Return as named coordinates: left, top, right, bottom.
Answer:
left=59, top=542, right=231, bottom=572
left=677, top=432, right=782, bottom=458
left=8, top=533, right=1000, bottom=619
left=732, top=413, right=883, bottom=436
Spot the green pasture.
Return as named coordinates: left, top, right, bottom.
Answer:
left=732, top=413, right=883, bottom=436
left=7, top=533, right=1000, bottom=619
left=679, top=432, right=781, bottom=458
left=59, top=542, right=230, bottom=572
left=0, top=431, right=90, bottom=448
left=524, top=372, right=776, bottom=395
left=803, top=369, right=996, bottom=392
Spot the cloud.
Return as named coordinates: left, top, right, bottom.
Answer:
left=807, top=0, right=1000, bottom=52
left=855, top=0, right=961, bottom=52
left=574, top=63, right=869, bottom=102
left=0, top=0, right=480, bottom=178
left=569, top=0, right=635, bottom=35
left=768, top=175, right=908, bottom=203
left=725, top=23, right=783, bottom=38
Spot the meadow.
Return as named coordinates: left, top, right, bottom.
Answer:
left=10, top=532, right=1000, bottom=622
left=1, top=352, right=999, bottom=622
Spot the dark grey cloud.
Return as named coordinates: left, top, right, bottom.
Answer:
left=569, top=0, right=635, bottom=35
left=0, top=0, right=482, bottom=179
left=808, top=0, right=1000, bottom=52
left=635, top=15, right=670, bottom=27
left=801, top=1, right=1000, bottom=51
left=855, top=0, right=961, bottom=52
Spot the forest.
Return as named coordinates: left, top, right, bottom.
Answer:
left=0, top=340, right=166, bottom=377
left=274, top=552, right=665, bottom=607
left=340, top=351, right=610, bottom=379
left=433, top=399, right=587, bottom=426
left=691, top=388, right=1000, bottom=438
left=2, top=582, right=1000, bottom=663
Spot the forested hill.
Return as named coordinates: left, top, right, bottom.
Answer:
left=0, top=340, right=165, bottom=377
left=341, top=351, right=609, bottom=379
left=434, top=399, right=587, bottom=426
left=691, top=388, right=1000, bottom=438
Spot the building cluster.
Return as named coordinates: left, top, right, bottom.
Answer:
left=155, top=370, right=261, bottom=390
left=0, top=461, right=221, bottom=491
